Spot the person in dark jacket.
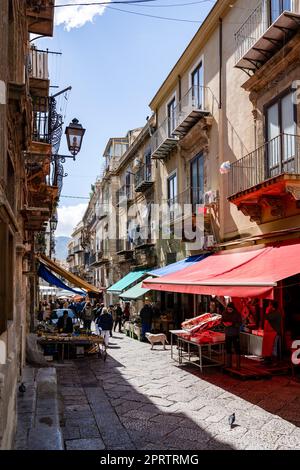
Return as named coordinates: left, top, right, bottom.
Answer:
left=57, top=310, right=73, bottom=334
left=140, top=302, right=153, bottom=341
left=222, top=302, right=242, bottom=369
left=97, top=307, right=113, bottom=346
left=114, top=303, right=123, bottom=333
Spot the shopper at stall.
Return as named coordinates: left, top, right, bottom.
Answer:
left=97, top=307, right=113, bottom=347
left=82, top=301, right=93, bottom=332
left=123, top=302, right=130, bottom=324
left=139, top=301, right=153, bottom=341
left=222, top=302, right=242, bottom=369
left=57, top=310, right=73, bottom=334
left=262, top=300, right=283, bottom=364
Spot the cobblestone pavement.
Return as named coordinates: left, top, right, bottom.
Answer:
left=56, top=333, right=300, bottom=450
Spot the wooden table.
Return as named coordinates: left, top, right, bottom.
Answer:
left=169, top=330, right=225, bottom=373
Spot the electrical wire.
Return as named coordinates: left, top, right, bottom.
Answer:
left=54, top=1, right=163, bottom=7
left=106, top=4, right=203, bottom=21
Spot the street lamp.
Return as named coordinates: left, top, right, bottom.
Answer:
left=65, top=118, right=86, bottom=158
left=52, top=117, right=86, bottom=163
left=50, top=213, right=58, bottom=232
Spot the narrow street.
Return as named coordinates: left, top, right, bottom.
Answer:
left=54, top=333, right=300, bottom=450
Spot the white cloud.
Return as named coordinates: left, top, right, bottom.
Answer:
left=56, top=203, right=87, bottom=237
left=54, top=0, right=110, bottom=31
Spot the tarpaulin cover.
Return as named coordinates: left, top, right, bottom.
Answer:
left=38, top=263, right=85, bottom=295
left=142, top=241, right=300, bottom=298
left=107, top=270, right=147, bottom=294
left=148, top=254, right=210, bottom=277
left=37, top=254, right=103, bottom=294
left=119, top=277, right=153, bottom=300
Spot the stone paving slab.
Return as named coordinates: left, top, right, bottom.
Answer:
left=50, top=332, right=300, bottom=450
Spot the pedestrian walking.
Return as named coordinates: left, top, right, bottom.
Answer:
left=222, top=302, right=242, bottom=369
left=108, top=304, right=115, bottom=337
left=97, top=307, right=113, bottom=347
left=114, top=303, right=123, bottom=333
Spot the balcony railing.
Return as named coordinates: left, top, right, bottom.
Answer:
left=29, top=48, right=49, bottom=80
left=135, top=163, right=153, bottom=191
left=116, top=239, right=134, bottom=253
left=172, top=86, right=213, bottom=137
left=151, top=115, right=179, bottom=159
left=234, top=0, right=295, bottom=66
left=164, top=187, right=204, bottom=222
left=134, top=225, right=154, bottom=248
left=73, top=244, right=83, bottom=253
left=89, top=253, right=96, bottom=265
left=228, top=134, right=300, bottom=196
left=116, top=184, right=134, bottom=206
left=96, top=202, right=109, bottom=219
left=32, top=96, right=50, bottom=143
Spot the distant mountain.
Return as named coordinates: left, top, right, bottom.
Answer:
left=55, top=236, right=71, bottom=261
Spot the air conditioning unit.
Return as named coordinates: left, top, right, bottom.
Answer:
left=204, top=190, right=218, bottom=206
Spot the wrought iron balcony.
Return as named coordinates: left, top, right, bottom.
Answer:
left=134, top=225, right=155, bottom=249
left=116, top=184, right=134, bottom=206
left=116, top=239, right=134, bottom=254
left=73, top=244, right=83, bottom=253
left=32, top=96, right=51, bottom=144
left=234, top=0, right=299, bottom=72
left=89, top=252, right=97, bottom=266
left=164, top=187, right=205, bottom=223
left=228, top=134, right=300, bottom=198
left=96, top=203, right=109, bottom=220
left=173, top=86, right=212, bottom=137
left=135, top=163, right=153, bottom=192
left=29, top=47, right=49, bottom=81
left=151, top=115, right=179, bottom=159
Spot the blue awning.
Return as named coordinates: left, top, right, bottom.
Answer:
left=148, top=254, right=210, bottom=277
left=38, top=263, right=85, bottom=295
left=107, top=270, right=147, bottom=294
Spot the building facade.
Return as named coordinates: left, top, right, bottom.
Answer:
left=0, top=0, right=63, bottom=448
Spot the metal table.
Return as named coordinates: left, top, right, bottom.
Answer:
left=169, top=330, right=225, bottom=373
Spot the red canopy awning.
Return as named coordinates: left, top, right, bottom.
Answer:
left=142, top=241, right=300, bottom=298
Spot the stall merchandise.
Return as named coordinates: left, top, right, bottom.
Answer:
left=37, top=333, right=106, bottom=360
left=181, top=313, right=222, bottom=334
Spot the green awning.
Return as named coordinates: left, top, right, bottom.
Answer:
left=107, top=270, right=147, bottom=294
left=119, top=277, right=153, bottom=300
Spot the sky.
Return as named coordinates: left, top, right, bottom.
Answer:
left=38, top=0, right=216, bottom=237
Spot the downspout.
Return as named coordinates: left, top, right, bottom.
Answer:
left=218, top=17, right=225, bottom=244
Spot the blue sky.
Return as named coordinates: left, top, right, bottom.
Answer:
left=38, top=0, right=216, bottom=236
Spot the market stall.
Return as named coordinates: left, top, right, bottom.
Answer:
left=169, top=313, right=225, bottom=372
left=37, top=332, right=106, bottom=361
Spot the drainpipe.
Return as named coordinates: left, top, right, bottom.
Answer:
left=219, top=18, right=222, bottom=110
left=218, top=17, right=225, bottom=243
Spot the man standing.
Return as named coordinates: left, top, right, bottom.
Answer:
left=82, top=301, right=93, bottom=332
left=57, top=310, right=73, bottom=334
left=262, top=300, right=283, bottom=364
left=139, top=301, right=153, bottom=341
left=114, top=303, right=123, bottom=333
left=222, top=302, right=242, bottom=369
